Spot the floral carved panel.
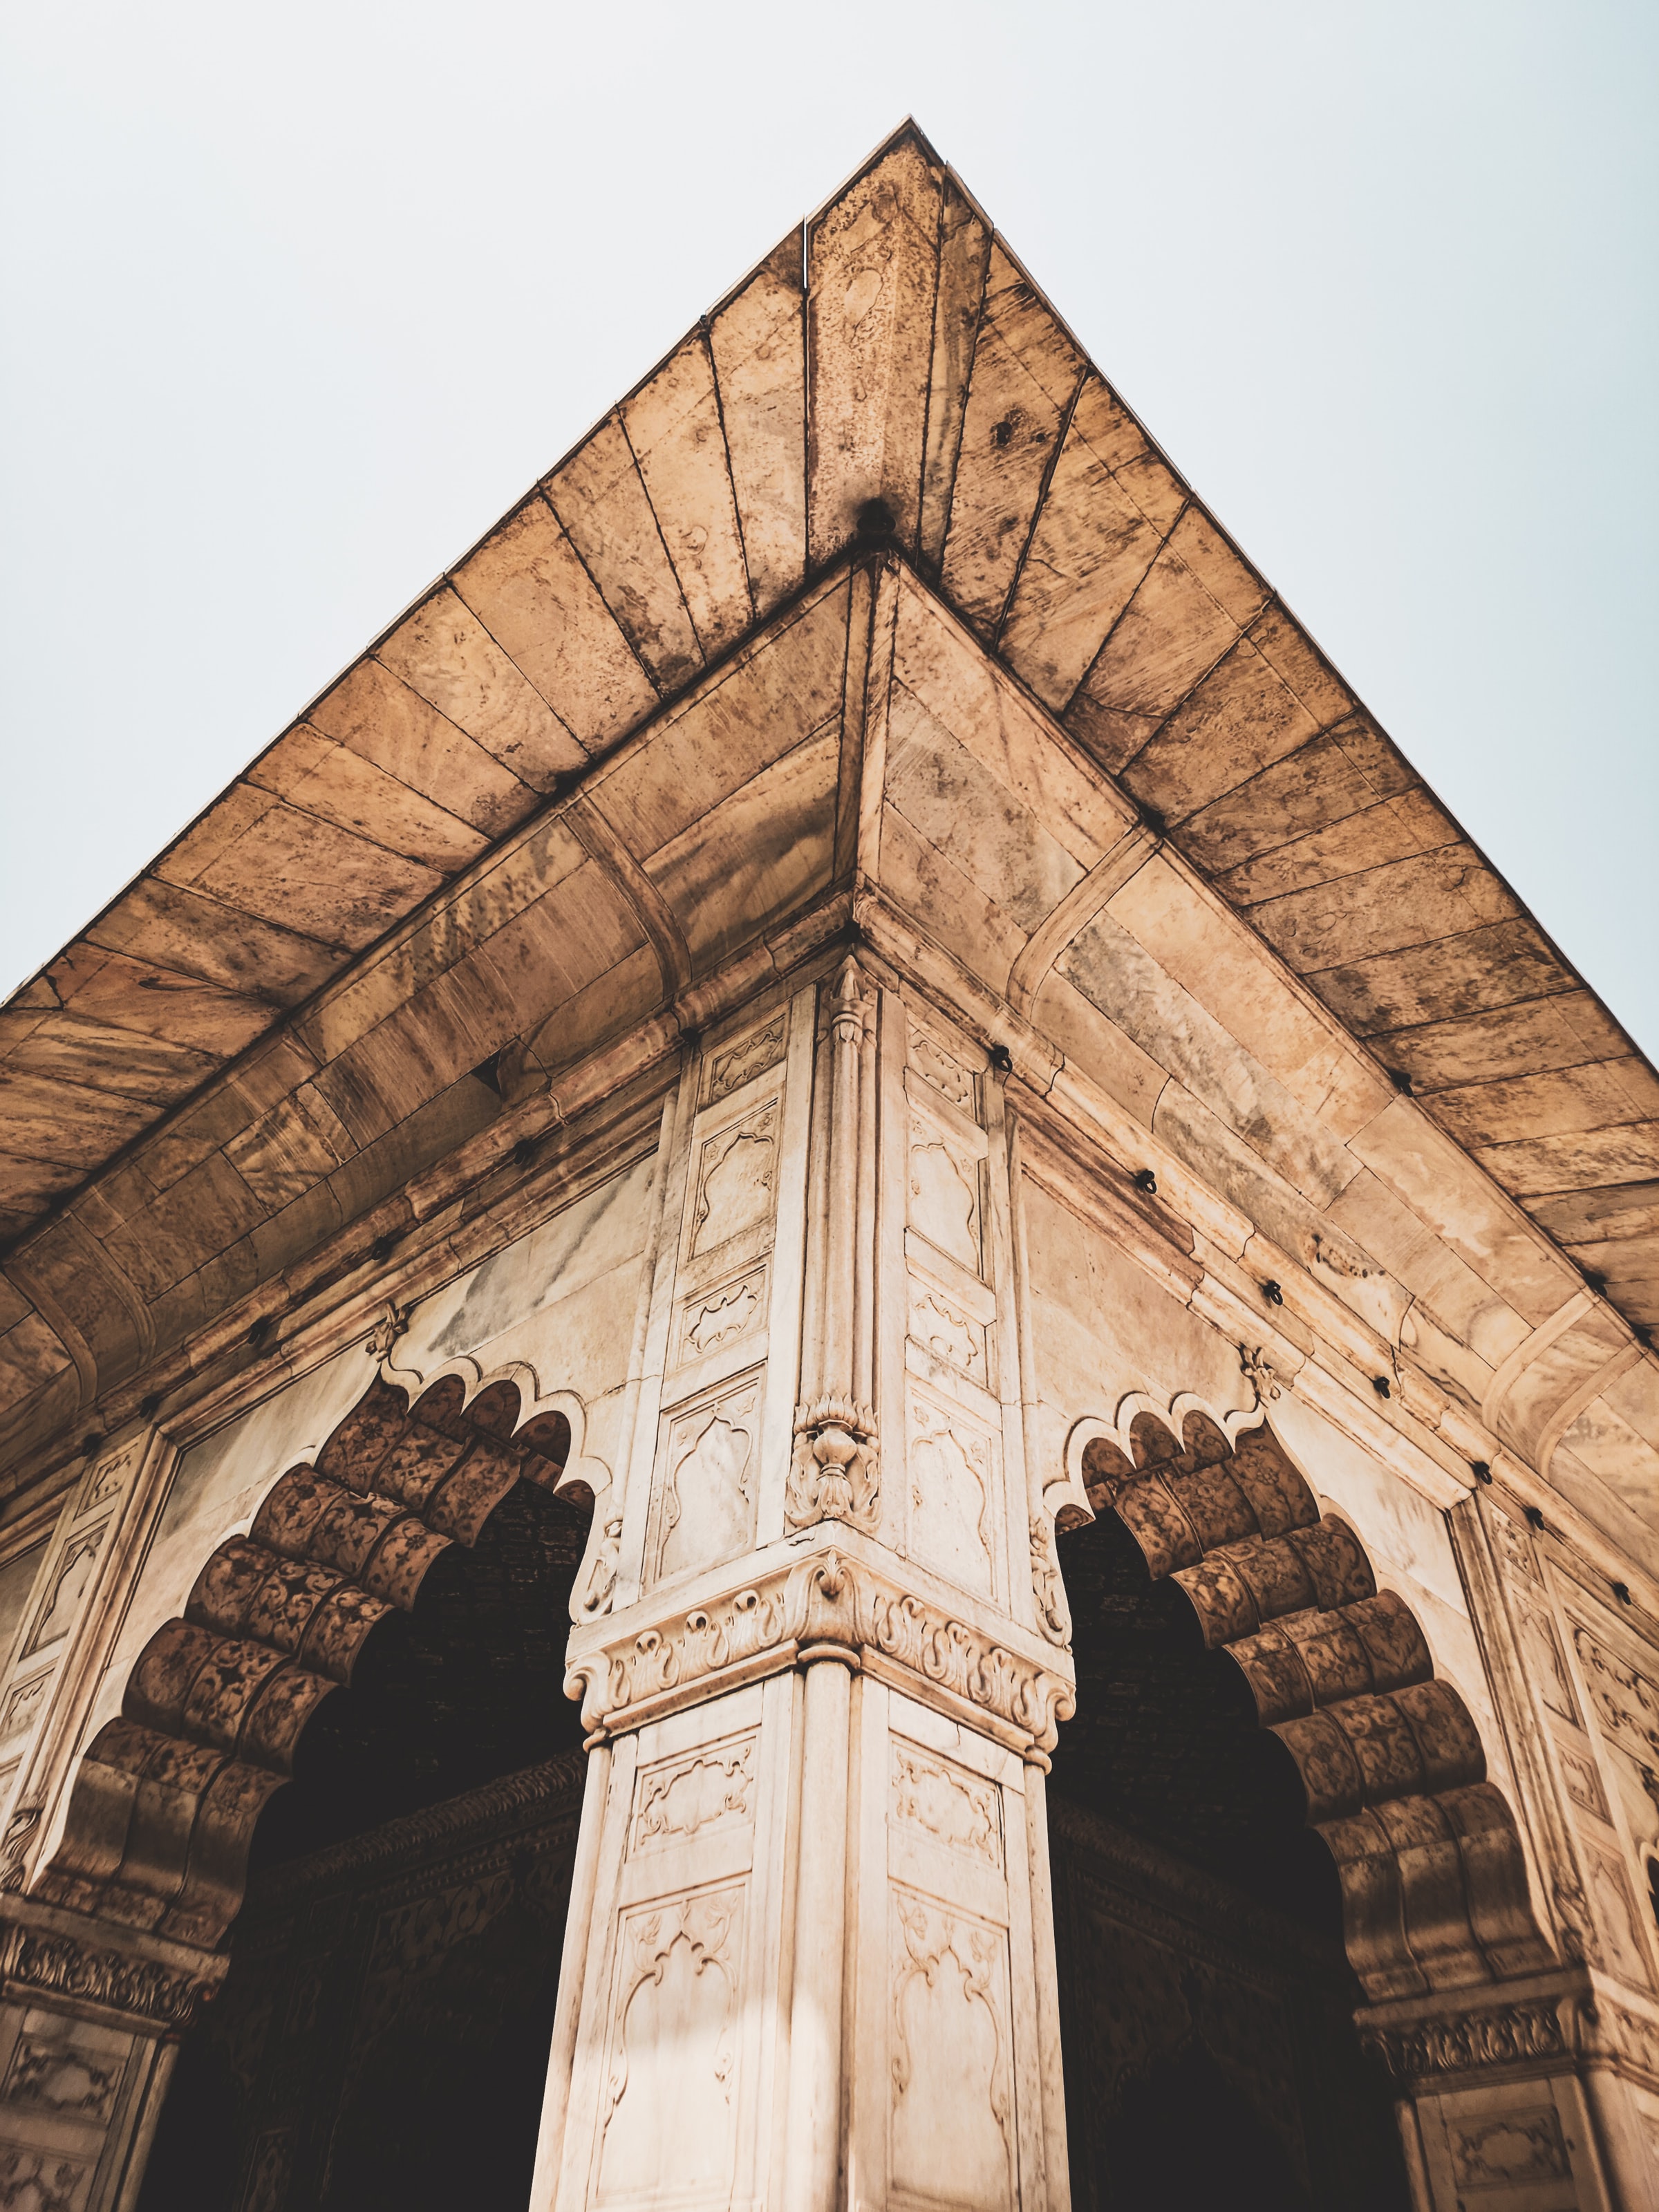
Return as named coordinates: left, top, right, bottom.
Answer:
left=595, top=1886, right=746, bottom=2209
left=889, top=1741, right=1002, bottom=1872
left=908, top=1387, right=996, bottom=1600
left=652, top=1376, right=762, bottom=1587
left=888, top=1887, right=1013, bottom=2212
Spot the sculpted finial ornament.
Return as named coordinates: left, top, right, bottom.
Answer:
left=785, top=1399, right=881, bottom=1533
left=364, top=1302, right=409, bottom=1362
left=1239, top=1344, right=1281, bottom=1406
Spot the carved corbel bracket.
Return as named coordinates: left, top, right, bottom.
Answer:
left=785, top=1398, right=881, bottom=1535
left=1238, top=1342, right=1282, bottom=1407
left=363, top=1300, right=409, bottom=1362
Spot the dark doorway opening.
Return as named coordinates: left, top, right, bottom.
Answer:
left=1050, top=1497, right=1407, bottom=2212
left=138, top=1382, right=592, bottom=2212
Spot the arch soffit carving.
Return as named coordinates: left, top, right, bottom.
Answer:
left=30, top=1369, right=585, bottom=1952
left=1062, top=1395, right=1555, bottom=2003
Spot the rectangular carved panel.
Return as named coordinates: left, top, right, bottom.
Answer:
left=890, top=1740, right=1003, bottom=1873
left=888, top=1886, right=1015, bottom=2212
left=908, top=1113, right=983, bottom=1280
left=906, top=1382, right=998, bottom=1600
left=594, top=1884, right=748, bottom=2210
left=675, top=1264, right=769, bottom=1372
left=632, top=1736, right=758, bottom=1858
left=906, top=1275, right=990, bottom=1389
left=1447, top=2106, right=1568, bottom=2188
left=1515, top=1606, right=1581, bottom=1728
left=649, top=1374, right=764, bottom=1588
left=1573, top=1622, right=1659, bottom=1767
left=700, top=1013, right=787, bottom=1109
left=908, top=1031, right=979, bottom=1122
left=689, top=1103, right=780, bottom=1262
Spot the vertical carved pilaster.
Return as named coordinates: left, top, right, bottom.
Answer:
left=1007, top=1107, right=1073, bottom=1651
left=787, top=957, right=880, bottom=1534
left=1451, top=1491, right=1595, bottom=1962
left=782, top=1649, right=856, bottom=2212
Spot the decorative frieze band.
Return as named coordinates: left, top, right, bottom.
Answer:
left=564, top=1538, right=1076, bottom=1759
left=0, top=1904, right=224, bottom=2032
left=1360, top=1983, right=1659, bottom=2092
left=1361, top=2000, right=1567, bottom=2081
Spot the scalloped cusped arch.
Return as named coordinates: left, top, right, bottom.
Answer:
left=35, top=1375, right=573, bottom=1950
left=1080, top=1410, right=1555, bottom=2003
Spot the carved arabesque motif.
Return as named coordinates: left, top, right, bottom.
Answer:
left=596, top=1889, right=743, bottom=2207
left=889, top=1889, right=1012, bottom=2211
left=1084, top=1408, right=1553, bottom=2002
left=890, top=1743, right=1001, bottom=1870
left=34, top=1373, right=576, bottom=1949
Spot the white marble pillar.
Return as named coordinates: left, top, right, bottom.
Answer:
left=541, top=960, right=1077, bottom=2212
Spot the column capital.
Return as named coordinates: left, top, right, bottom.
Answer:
left=564, top=1525, right=1075, bottom=1759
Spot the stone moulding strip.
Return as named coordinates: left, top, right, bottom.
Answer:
left=563, top=1532, right=1076, bottom=1761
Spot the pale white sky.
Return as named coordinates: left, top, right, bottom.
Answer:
left=3, top=1, right=1654, bottom=1048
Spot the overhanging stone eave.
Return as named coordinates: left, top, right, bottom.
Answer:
left=0, top=569, right=879, bottom=1470
left=3, top=122, right=1654, bottom=1463
left=0, top=550, right=873, bottom=1268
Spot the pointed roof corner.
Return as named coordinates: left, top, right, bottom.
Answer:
left=3, top=133, right=1655, bottom=1383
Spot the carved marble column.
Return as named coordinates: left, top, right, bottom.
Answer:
left=540, top=963, right=1076, bottom=2212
